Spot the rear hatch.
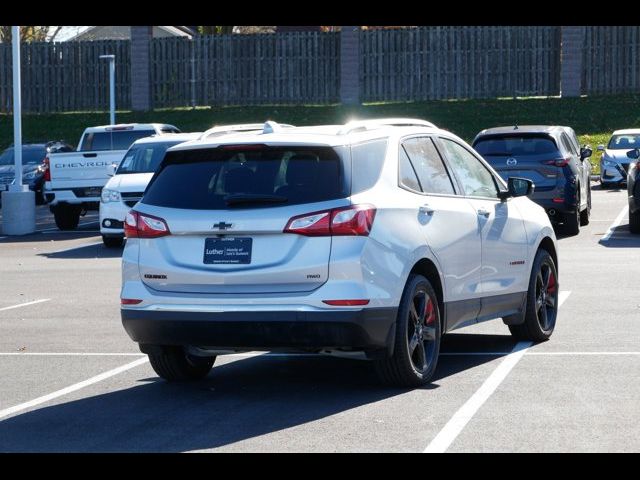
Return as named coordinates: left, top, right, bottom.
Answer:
left=135, top=144, right=350, bottom=294
left=473, top=133, right=562, bottom=194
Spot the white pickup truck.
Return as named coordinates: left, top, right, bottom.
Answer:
left=44, top=123, right=180, bottom=230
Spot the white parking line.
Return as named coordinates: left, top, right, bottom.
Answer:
left=38, top=220, right=99, bottom=234
left=600, top=205, right=629, bottom=242
left=0, top=299, right=51, bottom=312
left=0, top=352, right=144, bottom=356
left=526, top=351, right=640, bottom=356
left=0, top=357, right=148, bottom=421
left=424, top=290, right=571, bottom=453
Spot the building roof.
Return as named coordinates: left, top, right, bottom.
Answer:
left=66, top=26, right=194, bottom=41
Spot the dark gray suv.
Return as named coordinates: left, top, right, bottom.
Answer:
left=472, top=126, right=592, bottom=235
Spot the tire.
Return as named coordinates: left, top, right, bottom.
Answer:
left=561, top=191, right=580, bottom=236
left=374, top=274, right=441, bottom=388
left=35, top=188, right=46, bottom=206
left=102, top=235, right=124, bottom=248
left=508, top=249, right=558, bottom=342
left=630, top=209, right=640, bottom=234
left=148, top=346, right=215, bottom=382
left=580, top=184, right=591, bottom=226
left=53, top=204, right=80, bottom=230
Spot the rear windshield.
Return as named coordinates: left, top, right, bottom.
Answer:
left=116, top=141, right=185, bottom=175
left=80, top=130, right=155, bottom=151
left=143, top=146, right=348, bottom=210
left=0, top=146, right=46, bottom=166
left=607, top=134, right=640, bottom=150
left=474, top=135, right=558, bottom=156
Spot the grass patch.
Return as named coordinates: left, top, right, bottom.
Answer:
left=2, top=94, right=640, bottom=174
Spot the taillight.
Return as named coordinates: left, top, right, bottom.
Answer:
left=124, top=210, right=170, bottom=238
left=543, top=158, right=571, bottom=167
left=43, top=157, right=50, bottom=182
left=284, top=204, right=376, bottom=237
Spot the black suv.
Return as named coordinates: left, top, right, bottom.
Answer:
left=0, top=141, right=74, bottom=205
left=472, top=126, right=592, bottom=235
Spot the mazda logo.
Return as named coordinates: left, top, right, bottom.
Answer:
left=506, top=158, right=518, bottom=166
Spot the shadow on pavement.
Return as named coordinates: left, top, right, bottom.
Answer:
left=37, top=242, right=122, bottom=259
left=599, top=223, right=640, bottom=247
left=0, top=335, right=513, bottom=452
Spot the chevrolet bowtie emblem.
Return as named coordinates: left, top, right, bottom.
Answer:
left=213, top=222, right=233, bottom=230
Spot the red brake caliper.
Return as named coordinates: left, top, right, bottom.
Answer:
left=547, top=272, right=557, bottom=294
left=425, top=298, right=436, bottom=325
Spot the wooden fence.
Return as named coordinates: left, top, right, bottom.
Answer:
left=361, top=26, right=561, bottom=102
left=0, top=40, right=130, bottom=113
left=150, top=32, right=340, bottom=107
left=3, top=27, right=640, bottom=113
left=582, top=26, right=640, bottom=95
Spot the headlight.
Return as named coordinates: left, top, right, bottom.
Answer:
left=101, top=189, right=121, bottom=203
left=601, top=158, right=617, bottom=167
left=23, top=171, right=37, bottom=180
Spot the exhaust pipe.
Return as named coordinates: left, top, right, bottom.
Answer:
left=548, top=209, right=556, bottom=216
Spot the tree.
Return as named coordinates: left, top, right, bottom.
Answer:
left=0, top=26, right=63, bottom=43
left=198, top=26, right=235, bottom=35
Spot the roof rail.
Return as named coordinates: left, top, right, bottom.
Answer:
left=199, top=122, right=294, bottom=140
left=199, top=124, right=266, bottom=140
left=338, top=118, right=437, bottom=135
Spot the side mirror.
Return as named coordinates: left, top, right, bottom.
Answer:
left=580, top=145, right=593, bottom=160
left=627, top=148, right=640, bottom=159
left=499, top=177, right=534, bottom=200
left=107, top=163, right=117, bottom=176
left=597, top=144, right=605, bottom=152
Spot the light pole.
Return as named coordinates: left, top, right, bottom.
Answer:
left=1, top=25, right=36, bottom=235
left=100, top=54, right=116, bottom=124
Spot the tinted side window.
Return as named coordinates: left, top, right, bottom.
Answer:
left=559, top=134, right=575, bottom=156
left=351, top=139, right=388, bottom=194
left=398, top=146, right=421, bottom=192
left=440, top=138, right=499, bottom=199
left=402, top=137, right=455, bottom=195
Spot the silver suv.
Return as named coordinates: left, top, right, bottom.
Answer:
left=121, top=119, right=559, bottom=387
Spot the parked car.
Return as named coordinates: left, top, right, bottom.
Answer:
left=100, top=133, right=202, bottom=247
left=0, top=141, right=73, bottom=205
left=120, top=119, right=559, bottom=388
left=598, top=129, right=640, bottom=188
left=627, top=149, right=640, bottom=233
left=472, top=125, right=592, bottom=235
left=44, top=123, right=180, bottom=231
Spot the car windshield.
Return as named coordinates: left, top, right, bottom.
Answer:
left=0, top=146, right=46, bottom=166
left=607, top=134, right=640, bottom=150
left=116, top=141, right=185, bottom=175
left=474, top=135, right=557, bottom=156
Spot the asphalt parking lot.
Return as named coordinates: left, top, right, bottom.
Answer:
left=0, top=183, right=638, bottom=452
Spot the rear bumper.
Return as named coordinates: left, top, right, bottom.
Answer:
left=121, top=307, right=397, bottom=352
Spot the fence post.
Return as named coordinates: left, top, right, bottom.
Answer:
left=131, top=26, right=152, bottom=111
left=340, top=26, right=360, bottom=105
left=560, top=26, right=584, bottom=97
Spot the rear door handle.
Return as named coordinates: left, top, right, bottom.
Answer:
left=477, top=207, right=491, bottom=217
left=419, top=204, right=435, bottom=215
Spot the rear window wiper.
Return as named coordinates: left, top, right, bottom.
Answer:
left=223, top=193, right=288, bottom=205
